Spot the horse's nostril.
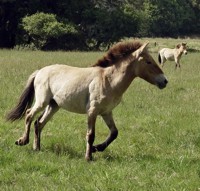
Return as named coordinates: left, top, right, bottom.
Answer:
left=164, top=79, right=168, bottom=84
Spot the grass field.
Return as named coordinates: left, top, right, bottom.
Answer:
left=0, top=38, right=200, bottom=190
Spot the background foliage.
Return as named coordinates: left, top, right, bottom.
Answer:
left=0, top=0, right=200, bottom=50
left=22, top=12, right=78, bottom=49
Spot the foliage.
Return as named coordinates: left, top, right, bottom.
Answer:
left=82, top=7, right=138, bottom=49
left=22, top=12, right=78, bottom=49
left=138, top=0, right=196, bottom=37
left=0, top=0, right=200, bottom=49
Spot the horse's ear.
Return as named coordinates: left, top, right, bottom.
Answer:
left=182, top=42, right=187, bottom=46
left=176, top=44, right=181, bottom=48
left=133, top=42, right=149, bottom=59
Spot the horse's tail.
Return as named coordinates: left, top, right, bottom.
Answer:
left=6, top=70, right=39, bottom=121
left=158, top=52, right=161, bottom=64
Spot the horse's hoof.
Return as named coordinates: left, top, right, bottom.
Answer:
left=92, top=144, right=105, bottom=152
left=33, top=148, right=40, bottom=151
left=15, top=139, right=24, bottom=146
left=33, top=145, right=40, bottom=151
left=92, top=146, right=98, bottom=153
left=85, top=155, right=93, bottom=161
left=15, top=138, right=29, bottom=146
left=15, top=140, right=20, bottom=145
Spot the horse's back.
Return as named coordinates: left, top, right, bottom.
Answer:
left=159, top=48, right=174, bottom=61
left=35, top=64, right=98, bottom=87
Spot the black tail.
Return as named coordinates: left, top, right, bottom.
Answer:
left=158, top=53, right=161, bottom=64
left=6, top=71, right=38, bottom=121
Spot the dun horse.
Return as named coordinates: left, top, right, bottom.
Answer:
left=7, top=41, right=168, bottom=161
left=158, top=43, right=187, bottom=69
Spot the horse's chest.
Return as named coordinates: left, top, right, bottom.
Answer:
left=103, top=98, right=121, bottom=113
left=93, top=94, right=122, bottom=114
left=88, top=77, right=122, bottom=114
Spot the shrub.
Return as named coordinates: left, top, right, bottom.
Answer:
left=22, top=12, right=78, bottom=49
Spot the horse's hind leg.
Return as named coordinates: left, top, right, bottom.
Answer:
left=92, top=112, right=118, bottom=153
left=15, top=102, right=44, bottom=146
left=161, top=56, right=166, bottom=68
left=33, top=99, right=59, bottom=150
left=15, top=108, right=32, bottom=146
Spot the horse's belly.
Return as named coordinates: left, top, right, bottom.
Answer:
left=60, top=102, right=87, bottom=114
left=166, top=56, right=174, bottom=61
left=163, top=50, right=174, bottom=61
left=53, top=91, right=88, bottom=114
left=59, top=101, right=87, bottom=114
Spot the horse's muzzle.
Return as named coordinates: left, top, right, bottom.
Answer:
left=158, top=79, right=168, bottom=89
left=155, top=74, right=168, bottom=89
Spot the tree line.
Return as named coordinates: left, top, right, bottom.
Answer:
left=0, top=0, right=199, bottom=50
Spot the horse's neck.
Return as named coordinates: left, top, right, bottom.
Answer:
left=175, top=48, right=183, bottom=56
left=103, top=60, right=136, bottom=95
left=179, top=48, right=184, bottom=55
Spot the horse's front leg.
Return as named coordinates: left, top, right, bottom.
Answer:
left=175, top=62, right=181, bottom=69
left=85, top=115, right=97, bottom=161
left=92, top=112, right=118, bottom=153
left=175, top=62, right=179, bottom=69
left=175, top=58, right=181, bottom=69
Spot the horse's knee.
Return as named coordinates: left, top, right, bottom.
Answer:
left=25, top=109, right=34, bottom=123
left=26, top=108, right=31, bottom=115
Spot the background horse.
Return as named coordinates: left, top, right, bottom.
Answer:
left=158, top=42, right=187, bottom=69
left=7, top=41, right=168, bottom=161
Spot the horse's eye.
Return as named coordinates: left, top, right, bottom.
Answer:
left=147, top=61, right=151, bottom=65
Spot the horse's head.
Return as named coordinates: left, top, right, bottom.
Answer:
left=132, top=43, right=168, bottom=89
left=177, top=42, right=187, bottom=55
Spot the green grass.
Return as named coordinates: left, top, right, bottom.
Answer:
left=0, top=39, right=200, bottom=190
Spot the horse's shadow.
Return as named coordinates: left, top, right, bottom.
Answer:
left=46, top=142, right=84, bottom=159
left=37, top=142, right=159, bottom=162
left=45, top=142, right=124, bottom=161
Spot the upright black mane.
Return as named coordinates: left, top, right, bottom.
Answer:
left=92, top=41, right=143, bottom=68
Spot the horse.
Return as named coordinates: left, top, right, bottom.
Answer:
left=158, top=42, right=187, bottom=69
left=6, top=41, right=168, bottom=161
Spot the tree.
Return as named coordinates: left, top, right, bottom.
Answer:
left=136, top=0, right=197, bottom=37
left=188, top=0, right=200, bottom=34
left=81, top=3, right=139, bottom=50
left=0, top=0, right=200, bottom=49
left=0, top=0, right=17, bottom=48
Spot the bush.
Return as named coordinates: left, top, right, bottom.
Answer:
left=22, top=12, right=78, bottom=49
